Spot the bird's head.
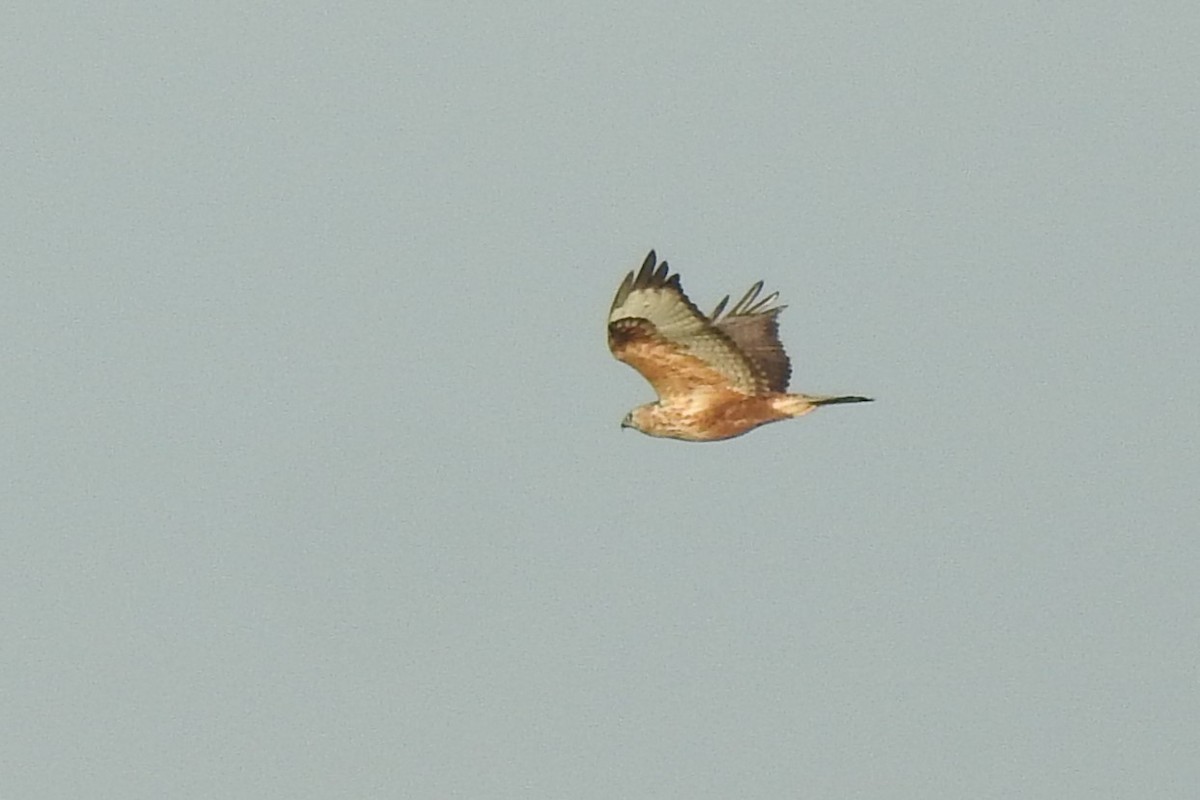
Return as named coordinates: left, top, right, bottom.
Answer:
left=619, top=404, right=655, bottom=434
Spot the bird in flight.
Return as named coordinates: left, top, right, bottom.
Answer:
left=608, top=250, right=872, bottom=441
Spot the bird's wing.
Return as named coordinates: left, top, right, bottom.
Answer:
left=608, top=251, right=763, bottom=400
left=709, top=281, right=792, bottom=392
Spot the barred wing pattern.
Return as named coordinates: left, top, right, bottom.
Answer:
left=607, top=251, right=790, bottom=399
left=607, top=253, right=756, bottom=400
left=709, top=281, right=791, bottom=392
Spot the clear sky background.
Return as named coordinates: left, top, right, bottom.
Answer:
left=4, top=3, right=1199, bottom=798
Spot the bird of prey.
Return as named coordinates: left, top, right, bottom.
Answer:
left=608, top=250, right=872, bottom=441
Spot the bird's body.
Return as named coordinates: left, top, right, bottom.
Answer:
left=608, top=251, right=871, bottom=441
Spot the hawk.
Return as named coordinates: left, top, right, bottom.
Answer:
left=608, top=250, right=872, bottom=441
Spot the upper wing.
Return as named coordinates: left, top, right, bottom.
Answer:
left=708, top=281, right=792, bottom=392
left=607, top=251, right=763, bottom=400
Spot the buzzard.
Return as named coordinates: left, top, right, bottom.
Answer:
left=608, top=250, right=872, bottom=441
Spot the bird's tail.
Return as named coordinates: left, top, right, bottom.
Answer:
left=808, top=394, right=874, bottom=406
left=772, top=393, right=874, bottom=418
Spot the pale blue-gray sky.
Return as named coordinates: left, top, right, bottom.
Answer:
left=4, top=3, right=1199, bottom=798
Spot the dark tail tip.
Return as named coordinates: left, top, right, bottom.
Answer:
left=812, top=395, right=874, bottom=406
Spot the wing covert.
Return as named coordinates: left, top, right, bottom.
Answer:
left=608, top=251, right=763, bottom=397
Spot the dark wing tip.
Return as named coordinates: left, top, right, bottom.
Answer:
left=709, top=295, right=729, bottom=320
left=713, top=281, right=787, bottom=321
left=612, top=249, right=705, bottom=325
left=609, top=270, right=636, bottom=314
left=634, top=252, right=656, bottom=285
left=630, top=249, right=677, bottom=292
